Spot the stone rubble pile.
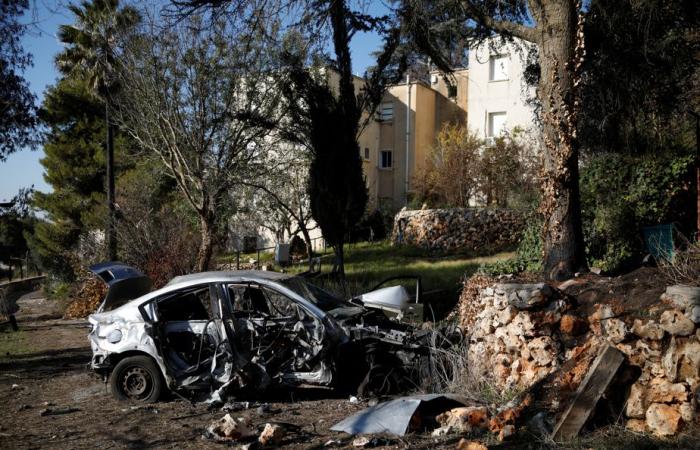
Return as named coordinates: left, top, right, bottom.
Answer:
left=619, top=285, right=700, bottom=436
left=391, top=208, right=525, bottom=253
left=464, top=281, right=700, bottom=437
left=467, top=283, right=573, bottom=391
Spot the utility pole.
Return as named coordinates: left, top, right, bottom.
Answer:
left=106, top=103, right=117, bottom=261
left=405, top=74, right=411, bottom=206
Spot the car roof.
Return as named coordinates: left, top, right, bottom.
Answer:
left=93, top=269, right=328, bottom=322
left=166, top=270, right=293, bottom=287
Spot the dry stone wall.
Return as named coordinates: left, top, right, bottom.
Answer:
left=464, top=282, right=700, bottom=437
left=391, top=208, right=525, bottom=253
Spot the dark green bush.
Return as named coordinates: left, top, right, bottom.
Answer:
left=580, top=151, right=695, bottom=273
left=478, top=215, right=543, bottom=276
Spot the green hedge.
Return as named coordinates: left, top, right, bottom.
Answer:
left=580, top=151, right=695, bottom=273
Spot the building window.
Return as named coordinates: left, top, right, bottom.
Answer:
left=489, top=54, right=509, bottom=81
left=488, top=112, right=507, bottom=137
left=380, top=150, right=393, bottom=168
left=363, top=147, right=370, bottom=161
left=447, top=84, right=457, bottom=99
left=378, top=102, right=393, bottom=121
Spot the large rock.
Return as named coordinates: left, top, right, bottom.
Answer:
left=560, top=314, right=588, bottom=336
left=603, top=318, right=629, bottom=344
left=632, top=319, right=665, bottom=340
left=660, top=309, right=695, bottom=336
left=436, top=406, right=489, bottom=433
left=495, top=283, right=554, bottom=310
left=646, top=378, right=689, bottom=403
left=646, top=403, right=683, bottom=436
left=528, top=336, right=558, bottom=367
left=687, top=305, right=700, bottom=324
left=678, top=338, right=700, bottom=380
left=626, top=383, right=647, bottom=419
left=662, top=285, right=700, bottom=310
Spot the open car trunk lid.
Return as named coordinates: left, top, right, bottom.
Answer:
left=89, top=261, right=152, bottom=312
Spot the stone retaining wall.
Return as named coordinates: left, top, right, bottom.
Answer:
left=391, top=208, right=526, bottom=252
left=464, top=282, right=700, bottom=437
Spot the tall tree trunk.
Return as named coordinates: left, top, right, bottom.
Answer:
left=299, top=225, right=314, bottom=265
left=105, top=103, right=117, bottom=261
left=532, top=0, right=588, bottom=280
left=196, top=213, right=215, bottom=272
left=332, top=241, right=345, bottom=279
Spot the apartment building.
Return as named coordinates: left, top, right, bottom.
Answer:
left=359, top=69, right=469, bottom=209
left=466, top=37, right=537, bottom=143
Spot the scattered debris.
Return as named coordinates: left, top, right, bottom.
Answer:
left=258, top=423, right=284, bottom=446
left=11, top=383, right=21, bottom=390
left=331, top=394, right=469, bottom=436
left=436, top=406, right=489, bottom=433
left=498, top=424, right=515, bottom=441
left=206, top=414, right=255, bottom=441
left=222, top=401, right=251, bottom=412
left=121, top=405, right=159, bottom=413
left=352, top=436, right=370, bottom=447
left=39, top=407, right=81, bottom=416
left=348, top=396, right=359, bottom=404
left=351, top=436, right=395, bottom=448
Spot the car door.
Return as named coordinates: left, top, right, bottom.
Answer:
left=150, top=284, right=224, bottom=387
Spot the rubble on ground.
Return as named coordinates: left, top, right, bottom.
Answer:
left=206, top=414, right=255, bottom=441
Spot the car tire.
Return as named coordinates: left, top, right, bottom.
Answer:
left=110, top=355, right=163, bottom=403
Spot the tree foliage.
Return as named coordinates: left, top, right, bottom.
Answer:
left=413, top=125, right=538, bottom=209
left=56, top=0, right=140, bottom=98
left=0, top=0, right=37, bottom=160
left=115, top=15, right=281, bottom=271
left=0, top=188, right=36, bottom=268
left=580, top=151, right=695, bottom=273
left=31, top=76, right=110, bottom=280
left=116, top=162, right=200, bottom=288
left=579, top=0, right=700, bottom=154
left=168, top=0, right=408, bottom=276
left=276, top=0, right=409, bottom=276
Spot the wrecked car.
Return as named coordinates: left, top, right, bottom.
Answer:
left=87, top=262, right=459, bottom=403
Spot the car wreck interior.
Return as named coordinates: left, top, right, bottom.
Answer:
left=156, top=286, right=220, bottom=387
left=225, top=284, right=328, bottom=387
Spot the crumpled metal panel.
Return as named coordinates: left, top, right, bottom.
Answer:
left=330, top=394, right=469, bottom=436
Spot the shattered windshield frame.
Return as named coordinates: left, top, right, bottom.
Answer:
left=280, top=277, right=353, bottom=312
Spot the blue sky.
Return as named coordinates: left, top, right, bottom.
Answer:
left=0, top=0, right=386, bottom=203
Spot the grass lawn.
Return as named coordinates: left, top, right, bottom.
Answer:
left=0, top=329, right=34, bottom=362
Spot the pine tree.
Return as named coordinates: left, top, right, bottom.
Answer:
left=30, top=77, right=109, bottom=279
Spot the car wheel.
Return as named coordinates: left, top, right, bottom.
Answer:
left=110, top=355, right=163, bottom=403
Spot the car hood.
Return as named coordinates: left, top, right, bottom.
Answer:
left=89, top=261, right=152, bottom=313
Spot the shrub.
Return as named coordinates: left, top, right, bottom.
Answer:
left=413, top=125, right=539, bottom=209
left=116, top=166, right=200, bottom=288
left=580, top=151, right=694, bottom=273
left=477, top=216, right=543, bottom=276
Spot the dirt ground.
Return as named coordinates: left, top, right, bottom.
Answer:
left=0, top=292, right=463, bottom=450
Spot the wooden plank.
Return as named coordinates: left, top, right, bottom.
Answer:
left=552, top=344, right=626, bottom=441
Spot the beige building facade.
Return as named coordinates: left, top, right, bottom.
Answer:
left=359, top=69, right=469, bottom=209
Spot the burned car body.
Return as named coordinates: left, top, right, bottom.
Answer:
left=87, top=263, right=456, bottom=402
